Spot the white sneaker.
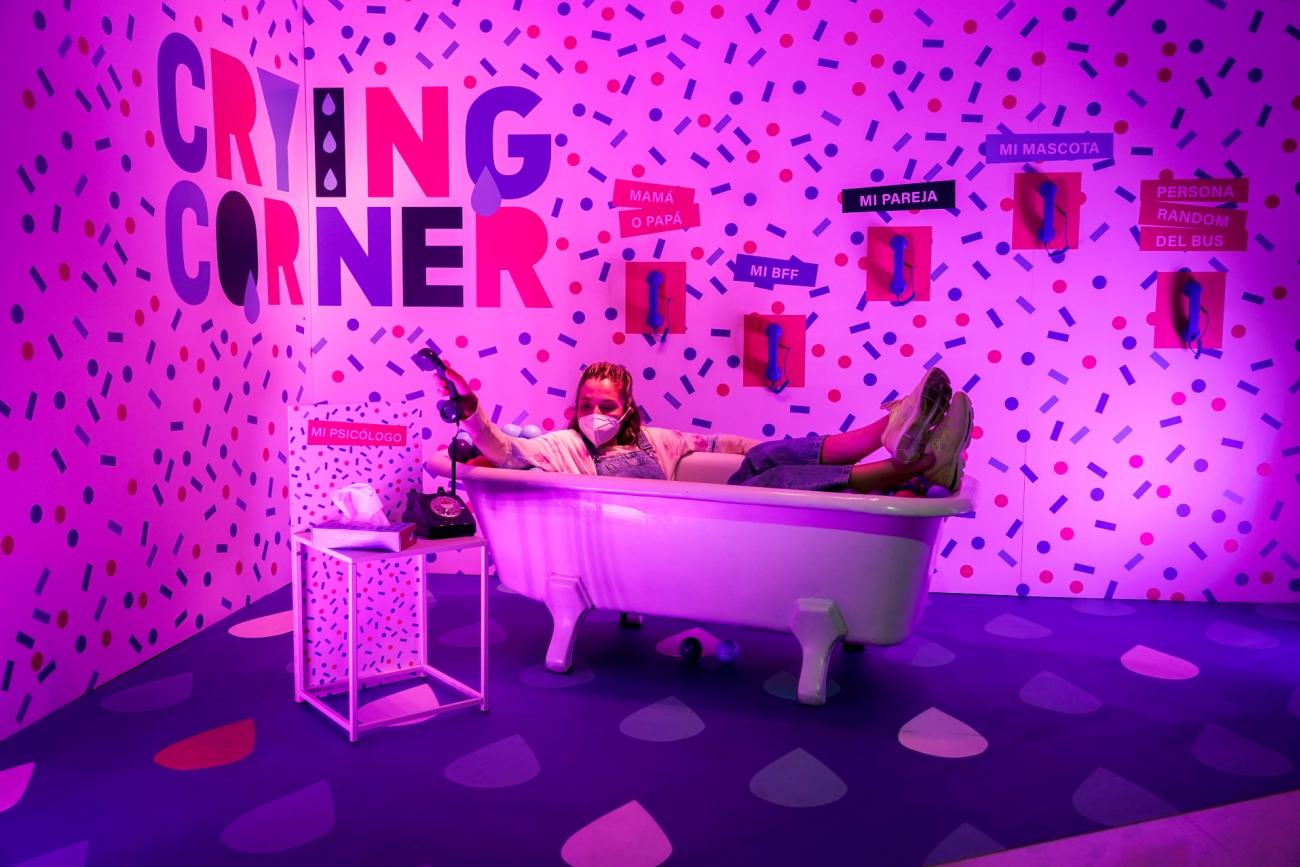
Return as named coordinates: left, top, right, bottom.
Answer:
left=923, top=391, right=973, bottom=491
left=882, top=368, right=952, bottom=464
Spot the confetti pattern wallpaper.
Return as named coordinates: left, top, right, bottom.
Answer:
left=3, top=0, right=1298, bottom=741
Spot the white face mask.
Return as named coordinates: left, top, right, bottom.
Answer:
left=579, top=409, right=628, bottom=449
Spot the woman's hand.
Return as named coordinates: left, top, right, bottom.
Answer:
left=436, top=361, right=479, bottom=415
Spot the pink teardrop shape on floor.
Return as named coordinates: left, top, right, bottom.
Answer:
left=560, top=800, right=672, bottom=867
left=0, top=761, right=35, bottom=813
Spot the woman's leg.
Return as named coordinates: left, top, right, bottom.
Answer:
left=818, top=415, right=890, bottom=465
left=845, top=452, right=936, bottom=493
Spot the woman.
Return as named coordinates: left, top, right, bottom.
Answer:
left=435, top=360, right=972, bottom=495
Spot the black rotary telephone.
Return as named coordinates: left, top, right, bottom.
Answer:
left=404, top=347, right=477, bottom=540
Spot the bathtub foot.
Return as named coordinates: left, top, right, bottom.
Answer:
left=789, top=598, right=848, bottom=707
left=619, top=612, right=644, bottom=629
left=544, top=574, right=591, bottom=674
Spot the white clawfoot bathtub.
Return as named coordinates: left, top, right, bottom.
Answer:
left=426, top=451, right=976, bottom=705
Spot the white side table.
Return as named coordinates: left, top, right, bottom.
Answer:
left=291, top=531, right=489, bottom=742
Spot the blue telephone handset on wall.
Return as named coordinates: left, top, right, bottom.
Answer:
left=764, top=322, right=790, bottom=393
left=646, top=269, right=670, bottom=342
left=888, top=235, right=915, bottom=307
left=1181, top=278, right=1206, bottom=359
left=1037, top=179, right=1071, bottom=261
left=1037, top=180, right=1058, bottom=245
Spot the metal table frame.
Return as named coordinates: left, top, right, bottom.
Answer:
left=290, top=531, right=489, bottom=742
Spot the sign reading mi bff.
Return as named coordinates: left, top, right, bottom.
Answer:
left=729, top=254, right=818, bottom=290
left=613, top=180, right=701, bottom=237
left=841, top=180, right=955, bottom=213
left=984, top=132, right=1114, bottom=163
left=1137, top=178, right=1249, bottom=252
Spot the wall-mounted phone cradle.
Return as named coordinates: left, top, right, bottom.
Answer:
left=742, top=313, right=806, bottom=393
left=625, top=261, right=687, bottom=343
left=1012, top=171, right=1082, bottom=253
left=866, top=226, right=932, bottom=305
left=1154, top=270, right=1225, bottom=358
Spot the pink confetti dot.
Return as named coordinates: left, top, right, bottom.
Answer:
left=1082, top=355, right=1096, bottom=369
left=1257, top=463, right=1272, bottom=476
left=1054, top=461, right=1068, bottom=474
left=1112, top=316, right=1126, bottom=329
left=1129, top=455, right=1143, bottom=468
left=1060, top=527, right=1075, bottom=540
left=1039, top=570, right=1053, bottom=583
left=1140, top=532, right=1154, bottom=545
left=1211, top=397, right=1226, bottom=411
left=1146, top=588, right=1161, bottom=600
left=1069, top=580, right=1084, bottom=594
left=1171, top=392, right=1186, bottom=405
left=1156, top=485, right=1171, bottom=498
left=331, top=371, right=344, bottom=383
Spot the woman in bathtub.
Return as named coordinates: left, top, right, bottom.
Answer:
left=435, top=359, right=973, bottom=496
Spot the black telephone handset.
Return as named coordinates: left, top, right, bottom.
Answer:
left=404, top=347, right=478, bottom=539
left=413, top=348, right=473, bottom=423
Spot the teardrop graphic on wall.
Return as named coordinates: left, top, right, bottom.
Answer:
left=321, top=93, right=336, bottom=115
left=322, top=130, right=337, bottom=154
left=560, top=800, right=672, bottom=867
left=243, top=273, right=260, bottom=324
left=323, top=167, right=339, bottom=192
left=471, top=167, right=503, bottom=217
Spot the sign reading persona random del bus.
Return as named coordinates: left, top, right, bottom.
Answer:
left=1138, top=178, right=1249, bottom=252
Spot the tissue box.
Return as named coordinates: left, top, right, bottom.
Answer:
left=311, top=521, right=418, bottom=552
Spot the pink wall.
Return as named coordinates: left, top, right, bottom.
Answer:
left=3, top=0, right=1297, bottom=740
left=2, top=1, right=310, bottom=739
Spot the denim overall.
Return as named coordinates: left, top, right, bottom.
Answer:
left=726, top=434, right=854, bottom=491
left=591, top=430, right=668, bottom=480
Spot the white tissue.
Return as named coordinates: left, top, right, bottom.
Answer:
left=330, top=482, right=388, bottom=527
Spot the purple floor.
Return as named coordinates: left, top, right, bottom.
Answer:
left=2, top=578, right=1298, bottom=866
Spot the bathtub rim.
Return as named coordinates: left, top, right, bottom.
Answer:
left=425, top=453, right=977, bottom=518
